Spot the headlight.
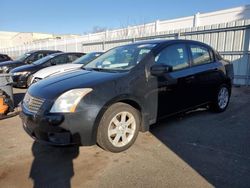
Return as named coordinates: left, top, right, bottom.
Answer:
left=13, top=71, right=30, bottom=76
left=0, top=66, right=8, bottom=71
left=50, top=88, right=93, bottom=113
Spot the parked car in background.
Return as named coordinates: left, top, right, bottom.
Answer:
left=0, top=50, right=61, bottom=73
left=28, top=52, right=103, bottom=86
left=10, top=52, right=84, bottom=87
left=0, top=54, right=12, bottom=63
left=20, top=40, right=233, bottom=152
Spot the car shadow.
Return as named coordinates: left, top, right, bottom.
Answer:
left=30, top=142, right=79, bottom=188
left=149, top=89, right=250, bottom=188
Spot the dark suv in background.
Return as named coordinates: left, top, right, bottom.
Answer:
left=20, top=40, right=233, bottom=152
left=0, top=50, right=61, bottom=73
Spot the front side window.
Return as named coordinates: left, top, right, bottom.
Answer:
left=155, top=44, right=189, bottom=71
left=84, top=44, right=156, bottom=71
left=190, top=45, right=212, bottom=65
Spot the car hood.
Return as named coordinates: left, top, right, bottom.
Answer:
left=0, top=60, right=23, bottom=67
left=28, top=69, right=125, bottom=100
left=10, top=64, right=37, bottom=73
left=33, top=64, right=83, bottom=79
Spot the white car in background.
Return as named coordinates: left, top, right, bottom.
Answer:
left=28, top=52, right=103, bottom=86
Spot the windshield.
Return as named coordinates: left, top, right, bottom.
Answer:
left=73, top=52, right=102, bottom=65
left=15, top=53, right=31, bottom=62
left=84, top=44, right=156, bottom=71
left=32, top=55, right=54, bottom=65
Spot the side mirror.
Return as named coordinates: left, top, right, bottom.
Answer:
left=26, top=60, right=33, bottom=64
left=150, top=64, right=173, bottom=76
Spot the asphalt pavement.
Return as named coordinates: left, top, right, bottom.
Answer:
left=0, top=87, right=249, bottom=188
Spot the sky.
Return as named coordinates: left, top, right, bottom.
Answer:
left=0, top=0, right=249, bottom=34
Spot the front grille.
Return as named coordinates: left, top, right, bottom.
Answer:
left=23, top=92, right=45, bottom=114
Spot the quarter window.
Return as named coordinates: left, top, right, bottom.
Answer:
left=155, top=44, right=189, bottom=71
left=190, top=45, right=212, bottom=65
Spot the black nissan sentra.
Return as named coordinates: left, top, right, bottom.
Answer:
left=20, top=40, right=233, bottom=152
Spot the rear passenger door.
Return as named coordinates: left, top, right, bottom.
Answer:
left=188, top=43, right=219, bottom=105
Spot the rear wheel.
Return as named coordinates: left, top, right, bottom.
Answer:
left=97, top=102, right=140, bottom=152
left=210, top=84, right=230, bottom=112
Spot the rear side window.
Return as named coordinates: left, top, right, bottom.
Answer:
left=190, top=45, right=212, bottom=65
left=155, top=44, right=189, bottom=71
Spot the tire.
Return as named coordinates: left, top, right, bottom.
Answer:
left=210, top=84, right=230, bottom=112
left=97, top=102, right=140, bottom=153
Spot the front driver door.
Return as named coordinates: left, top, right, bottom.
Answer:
left=153, top=43, right=197, bottom=118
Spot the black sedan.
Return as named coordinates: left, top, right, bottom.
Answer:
left=20, top=40, right=233, bottom=152
left=0, top=50, right=61, bottom=73
left=10, top=52, right=84, bottom=87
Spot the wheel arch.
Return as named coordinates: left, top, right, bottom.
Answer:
left=91, top=95, right=148, bottom=143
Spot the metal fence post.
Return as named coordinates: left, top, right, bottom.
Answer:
left=64, top=38, right=67, bottom=52
left=244, top=28, right=250, bottom=86
left=102, top=41, right=105, bottom=51
left=193, top=12, right=200, bottom=27
left=155, top=20, right=160, bottom=34
left=75, top=37, right=78, bottom=52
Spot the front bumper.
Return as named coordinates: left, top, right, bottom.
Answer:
left=20, top=103, right=97, bottom=146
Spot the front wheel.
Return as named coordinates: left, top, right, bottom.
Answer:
left=97, top=102, right=140, bottom=153
left=210, top=84, right=230, bottom=112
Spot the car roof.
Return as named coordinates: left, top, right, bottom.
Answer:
left=124, top=39, right=211, bottom=47
left=62, top=52, right=85, bottom=54
left=47, top=52, right=85, bottom=57
left=26, top=50, right=61, bottom=53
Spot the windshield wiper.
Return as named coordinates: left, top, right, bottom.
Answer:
left=82, top=67, right=105, bottom=71
left=82, top=67, right=121, bottom=73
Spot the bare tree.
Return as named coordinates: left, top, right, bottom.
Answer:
left=91, top=26, right=108, bottom=33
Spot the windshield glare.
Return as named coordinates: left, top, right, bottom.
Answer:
left=84, top=44, right=156, bottom=71
left=73, top=52, right=101, bottom=65
left=15, top=53, right=30, bottom=62
left=32, top=55, right=54, bottom=65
